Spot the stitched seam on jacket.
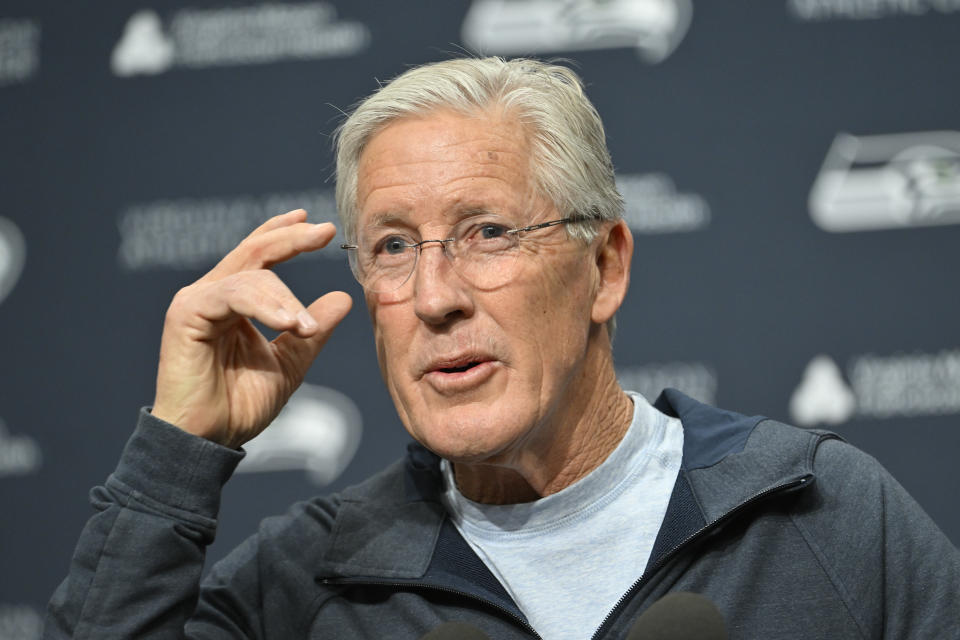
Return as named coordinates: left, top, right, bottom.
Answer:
left=178, top=439, right=206, bottom=511
left=105, top=475, right=217, bottom=529
left=681, top=468, right=709, bottom=523
left=788, top=433, right=870, bottom=640
left=788, top=513, right=869, bottom=639
left=72, top=490, right=130, bottom=640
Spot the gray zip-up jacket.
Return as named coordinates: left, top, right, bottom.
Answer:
left=46, top=390, right=960, bottom=639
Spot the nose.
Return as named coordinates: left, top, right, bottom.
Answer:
left=412, top=241, right=474, bottom=325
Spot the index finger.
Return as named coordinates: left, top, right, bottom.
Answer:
left=204, top=218, right=338, bottom=282
left=249, top=208, right=308, bottom=237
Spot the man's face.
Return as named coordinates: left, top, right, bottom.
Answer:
left=356, top=109, right=602, bottom=465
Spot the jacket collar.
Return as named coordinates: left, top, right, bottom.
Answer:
left=318, top=390, right=834, bottom=584
left=654, top=387, right=765, bottom=470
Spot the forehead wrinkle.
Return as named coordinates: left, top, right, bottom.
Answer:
left=364, top=148, right=527, bottom=180
left=440, top=134, right=527, bottom=156
left=358, top=151, right=522, bottom=209
left=361, top=164, right=533, bottom=220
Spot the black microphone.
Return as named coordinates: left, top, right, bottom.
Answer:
left=419, top=621, right=491, bottom=639
left=626, top=592, right=727, bottom=639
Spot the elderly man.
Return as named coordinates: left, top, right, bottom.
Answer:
left=47, top=58, right=958, bottom=639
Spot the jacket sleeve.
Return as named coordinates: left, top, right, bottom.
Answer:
left=44, top=409, right=249, bottom=639
left=795, top=437, right=960, bottom=639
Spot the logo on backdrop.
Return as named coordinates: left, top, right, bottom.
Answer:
left=111, top=10, right=174, bottom=76
left=788, top=0, right=960, bottom=22
left=236, top=383, right=363, bottom=486
left=117, top=189, right=341, bottom=270
left=111, top=3, right=371, bottom=77
left=0, top=18, right=39, bottom=86
left=809, top=131, right=960, bottom=232
left=461, top=0, right=692, bottom=64
left=0, top=418, right=42, bottom=478
left=0, top=604, right=43, bottom=640
left=0, top=217, right=25, bottom=306
left=617, top=173, right=711, bottom=234
left=617, top=361, right=717, bottom=405
left=789, top=355, right=856, bottom=426
left=789, top=350, right=960, bottom=426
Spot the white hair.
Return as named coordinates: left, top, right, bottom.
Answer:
left=333, top=56, right=624, bottom=243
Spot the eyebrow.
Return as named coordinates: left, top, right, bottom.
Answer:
left=366, top=205, right=508, bottom=230
left=367, top=212, right=410, bottom=229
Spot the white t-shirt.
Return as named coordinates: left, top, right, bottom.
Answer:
left=440, top=392, right=684, bottom=640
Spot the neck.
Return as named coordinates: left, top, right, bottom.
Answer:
left=452, top=335, right=634, bottom=504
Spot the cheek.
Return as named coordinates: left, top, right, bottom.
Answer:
left=497, top=273, right=588, bottom=379
left=368, top=297, right=412, bottom=383
left=531, top=261, right=595, bottom=356
left=527, top=254, right=595, bottom=319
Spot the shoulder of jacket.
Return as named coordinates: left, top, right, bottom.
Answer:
left=746, top=418, right=844, bottom=470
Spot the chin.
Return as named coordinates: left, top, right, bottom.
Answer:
left=406, top=402, right=524, bottom=464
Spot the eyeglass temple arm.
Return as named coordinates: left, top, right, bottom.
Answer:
left=507, top=217, right=576, bottom=236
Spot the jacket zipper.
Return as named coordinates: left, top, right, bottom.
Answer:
left=321, top=577, right=543, bottom=639
left=589, top=473, right=814, bottom=640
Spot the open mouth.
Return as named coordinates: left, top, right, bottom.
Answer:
left=423, top=357, right=497, bottom=393
left=438, top=361, right=482, bottom=374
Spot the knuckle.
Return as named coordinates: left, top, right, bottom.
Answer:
left=167, top=284, right=194, bottom=310
left=239, top=236, right=266, bottom=261
left=248, top=244, right=266, bottom=263
left=164, top=285, right=199, bottom=323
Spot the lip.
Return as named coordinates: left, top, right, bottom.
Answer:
left=422, top=357, right=499, bottom=395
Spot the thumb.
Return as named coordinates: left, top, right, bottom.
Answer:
left=273, top=291, right=353, bottom=380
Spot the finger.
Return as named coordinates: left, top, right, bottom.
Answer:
left=202, top=210, right=307, bottom=282
left=249, top=209, right=307, bottom=238
left=273, top=291, right=353, bottom=378
left=185, top=271, right=318, bottom=337
left=205, top=221, right=338, bottom=282
left=239, top=222, right=338, bottom=271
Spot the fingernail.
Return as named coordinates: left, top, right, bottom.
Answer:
left=297, top=310, right=318, bottom=331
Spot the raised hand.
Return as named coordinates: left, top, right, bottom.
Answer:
left=151, top=209, right=353, bottom=448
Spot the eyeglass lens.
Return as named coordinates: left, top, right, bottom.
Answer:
left=349, top=216, right=525, bottom=293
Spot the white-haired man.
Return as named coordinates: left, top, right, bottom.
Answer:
left=47, top=58, right=958, bottom=639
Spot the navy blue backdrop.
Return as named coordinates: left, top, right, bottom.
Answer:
left=2, top=2, right=959, bottom=635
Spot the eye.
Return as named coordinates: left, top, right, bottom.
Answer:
left=460, top=221, right=511, bottom=243
left=479, top=223, right=508, bottom=240
left=457, top=219, right=515, bottom=253
left=376, top=235, right=411, bottom=256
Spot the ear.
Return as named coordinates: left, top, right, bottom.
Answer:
left=591, top=219, right=633, bottom=326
